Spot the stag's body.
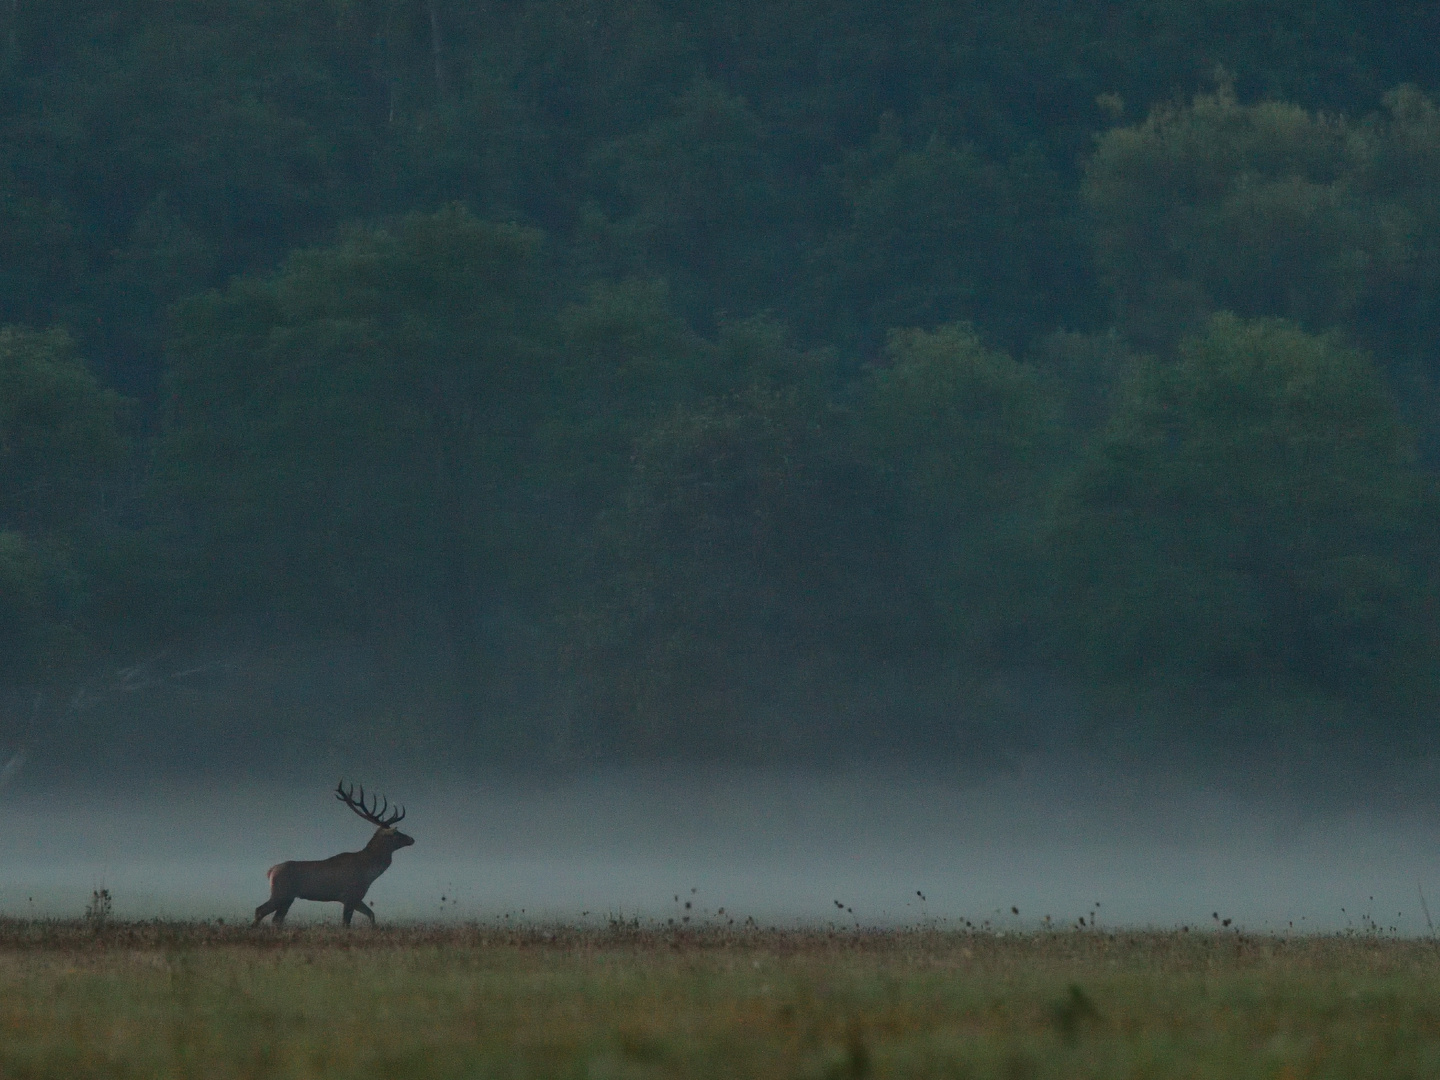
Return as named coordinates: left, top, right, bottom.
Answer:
left=254, top=782, right=414, bottom=927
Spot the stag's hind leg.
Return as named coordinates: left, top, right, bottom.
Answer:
left=254, top=898, right=293, bottom=926
left=256, top=864, right=295, bottom=927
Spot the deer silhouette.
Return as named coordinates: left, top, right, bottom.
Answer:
left=254, top=781, right=414, bottom=927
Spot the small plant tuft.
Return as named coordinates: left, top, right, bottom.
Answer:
left=84, top=887, right=113, bottom=927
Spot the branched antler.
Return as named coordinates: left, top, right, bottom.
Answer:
left=336, top=780, right=406, bottom=828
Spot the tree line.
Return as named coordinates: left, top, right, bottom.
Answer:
left=3, top=2, right=1440, bottom=757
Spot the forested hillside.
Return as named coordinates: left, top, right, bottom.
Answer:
left=3, top=1, right=1440, bottom=763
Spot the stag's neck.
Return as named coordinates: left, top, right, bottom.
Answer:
left=363, top=828, right=395, bottom=863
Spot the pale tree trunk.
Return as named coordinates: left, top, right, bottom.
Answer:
left=427, top=0, right=446, bottom=99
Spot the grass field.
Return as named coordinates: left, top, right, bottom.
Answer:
left=1, top=920, right=1438, bottom=1078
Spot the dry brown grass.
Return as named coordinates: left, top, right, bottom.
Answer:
left=1, top=919, right=1438, bottom=1078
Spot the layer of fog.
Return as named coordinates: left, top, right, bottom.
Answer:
left=3, top=753, right=1440, bottom=934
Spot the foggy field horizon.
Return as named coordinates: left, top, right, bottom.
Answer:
left=8, top=10, right=1440, bottom=1075
left=5, top=748, right=1440, bottom=935
left=6, top=3, right=1440, bottom=990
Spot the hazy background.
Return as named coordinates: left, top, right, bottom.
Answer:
left=4, top=752, right=1440, bottom=933
left=4, top=2, right=1440, bottom=929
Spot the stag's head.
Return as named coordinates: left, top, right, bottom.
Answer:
left=337, top=781, right=415, bottom=851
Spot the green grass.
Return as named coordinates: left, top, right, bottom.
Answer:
left=2, top=920, right=1439, bottom=1078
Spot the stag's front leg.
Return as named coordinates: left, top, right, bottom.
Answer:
left=352, top=899, right=376, bottom=926
left=342, top=902, right=355, bottom=927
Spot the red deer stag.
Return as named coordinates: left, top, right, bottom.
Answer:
left=254, top=781, right=414, bottom=927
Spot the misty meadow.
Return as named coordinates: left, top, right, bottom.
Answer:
left=4, top=3, right=1440, bottom=1075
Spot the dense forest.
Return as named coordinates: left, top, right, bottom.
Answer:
left=4, top=1, right=1440, bottom=764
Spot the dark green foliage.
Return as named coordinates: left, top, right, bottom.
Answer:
left=0, top=328, right=129, bottom=679
left=3, top=1, right=1440, bottom=756
left=9, top=0, right=1432, bottom=391
left=860, top=325, right=1061, bottom=659
left=0, top=529, right=85, bottom=682
left=549, top=279, right=710, bottom=502
left=1054, top=315, right=1437, bottom=699
left=0, top=328, right=128, bottom=533
left=584, top=78, right=794, bottom=325
left=572, top=322, right=914, bottom=748
left=1084, top=82, right=1440, bottom=364
left=161, top=206, right=551, bottom=663
left=818, top=140, right=1097, bottom=353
